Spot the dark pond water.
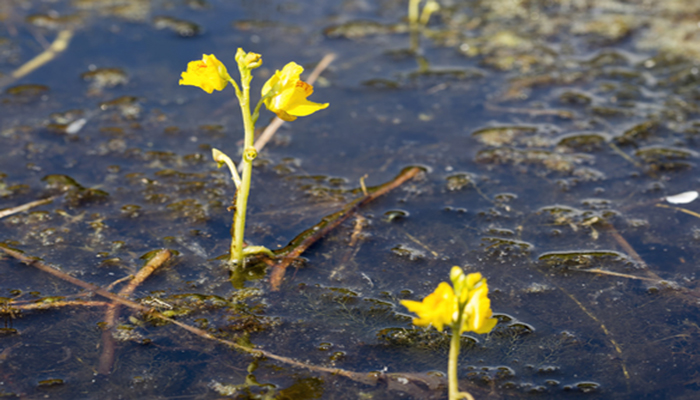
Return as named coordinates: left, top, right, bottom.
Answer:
left=3, top=0, right=700, bottom=399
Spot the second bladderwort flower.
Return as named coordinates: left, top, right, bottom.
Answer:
left=261, top=62, right=329, bottom=121
left=179, top=50, right=328, bottom=266
left=401, top=266, right=497, bottom=400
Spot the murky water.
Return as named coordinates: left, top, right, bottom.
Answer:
left=3, top=0, right=700, bottom=399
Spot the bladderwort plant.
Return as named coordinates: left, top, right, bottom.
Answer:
left=179, top=50, right=328, bottom=266
left=401, top=266, right=497, bottom=400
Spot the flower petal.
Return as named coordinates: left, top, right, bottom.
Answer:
left=286, top=99, right=330, bottom=117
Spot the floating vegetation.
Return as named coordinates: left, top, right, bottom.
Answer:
left=26, top=13, right=83, bottom=29
left=391, top=243, right=425, bottom=260
left=324, top=20, right=405, bottom=39
left=538, top=250, right=631, bottom=269
left=616, top=121, right=658, bottom=145
left=476, top=148, right=592, bottom=173
left=555, top=132, right=609, bottom=151
left=482, top=237, right=533, bottom=254
left=5, top=84, right=49, bottom=97
left=81, top=68, right=128, bottom=90
left=152, top=16, right=202, bottom=37
left=445, top=173, right=475, bottom=192
left=472, top=125, right=538, bottom=147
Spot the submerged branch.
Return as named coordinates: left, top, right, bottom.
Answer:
left=0, top=196, right=58, bottom=219
left=269, top=166, right=423, bottom=290
left=0, top=30, right=73, bottom=90
left=555, top=283, right=631, bottom=383
left=12, top=300, right=111, bottom=311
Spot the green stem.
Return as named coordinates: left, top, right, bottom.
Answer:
left=408, top=0, right=421, bottom=25
left=229, top=77, right=242, bottom=100
left=251, top=98, right=265, bottom=126
left=229, top=72, right=256, bottom=266
left=448, top=325, right=461, bottom=400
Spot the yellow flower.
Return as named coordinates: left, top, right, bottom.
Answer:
left=179, top=54, right=231, bottom=94
left=402, top=267, right=497, bottom=334
left=450, top=267, right=497, bottom=334
left=401, top=282, right=456, bottom=332
left=261, top=62, right=329, bottom=121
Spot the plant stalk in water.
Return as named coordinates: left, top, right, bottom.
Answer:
left=179, top=50, right=328, bottom=266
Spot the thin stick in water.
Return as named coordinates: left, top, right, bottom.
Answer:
left=0, top=196, right=57, bottom=219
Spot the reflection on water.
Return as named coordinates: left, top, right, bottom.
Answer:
left=2, top=0, right=700, bottom=398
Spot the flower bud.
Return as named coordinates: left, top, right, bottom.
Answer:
left=450, top=266, right=466, bottom=293
left=235, top=48, right=262, bottom=70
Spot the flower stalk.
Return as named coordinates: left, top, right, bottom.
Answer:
left=228, top=50, right=257, bottom=265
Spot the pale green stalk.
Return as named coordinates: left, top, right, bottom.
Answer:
left=408, top=0, right=421, bottom=25
left=448, top=324, right=462, bottom=400
left=447, top=301, right=475, bottom=400
left=228, top=67, right=256, bottom=265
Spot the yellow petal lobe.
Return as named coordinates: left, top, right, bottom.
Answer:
left=401, top=282, right=456, bottom=332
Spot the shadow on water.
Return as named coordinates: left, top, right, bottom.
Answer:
left=3, top=0, right=700, bottom=398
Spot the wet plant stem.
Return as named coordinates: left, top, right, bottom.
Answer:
left=408, top=0, right=420, bottom=25
left=448, top=325, right=461, bottom=400
left=229, top=67, right=257, bottom=266
left=448, top=302, right=474, bottom=400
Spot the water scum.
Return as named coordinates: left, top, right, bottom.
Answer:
left=3, top=0, right=700, bottom=399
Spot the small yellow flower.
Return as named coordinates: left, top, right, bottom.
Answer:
left=261, top=62, right=329, bottom=121
left=179, top=54, right=231, bottom=94
left=461, top=282, right=497, bottom=334
left=402, top=267, right=497, bottom=334
left=401, top=282, right=456, bottom=332
left=450, top=268, right=497, bottom=334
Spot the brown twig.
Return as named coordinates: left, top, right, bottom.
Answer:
left=601, top=222, right=663, bottom=282
left=0, top=30, right=73, bottom=90
left=576, top=268, right=659, bottom=282
left=0, top=196, right=57, bottom=219
left=656, top=203, right=700, bottom=219
left=269, top=167, right=422, bottom=290
left=104, top=274, right=133, bottom=292
left=253, top=53, right=336, bottom=153
left=329, top=215, right=367, bottom=281
left=98, top=249, right=171, bottom=375
left=0, top=243, right=481, bottom=398
left=13, top=300, right=111, bottom=311
left=555, top=283, right=631, bottom=382
left=349, top=215, right=366, bottom=248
